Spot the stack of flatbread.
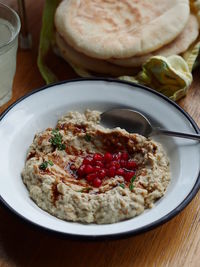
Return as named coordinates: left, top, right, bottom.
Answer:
left=54, top=0, right=199, bottom=76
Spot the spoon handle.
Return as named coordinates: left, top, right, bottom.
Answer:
left=154, top=128, right=200, bottom=141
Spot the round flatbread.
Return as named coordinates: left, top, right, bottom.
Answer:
left=55, top=33, right=140, bottom=76
left=55, top=0, right=190, bottom=59
left=108, top=14, right=199, bottom=67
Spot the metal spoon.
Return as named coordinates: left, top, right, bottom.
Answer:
left=101, top=109, right=200, bottom=141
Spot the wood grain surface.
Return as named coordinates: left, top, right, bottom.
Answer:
left=0, top=1, right=199, bottom=267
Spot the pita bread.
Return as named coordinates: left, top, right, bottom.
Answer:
left=55, top=33, right=140, bottom=76
left=108, top=14, right=199, bottom=67
left=55, top=0, right=190, bottom=59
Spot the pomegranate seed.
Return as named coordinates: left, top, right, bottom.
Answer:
left=116, top=168, right=125, bottom=176
left=127, top=160, right=137, bottom=170
left=104, top=152, right=113, bottom=162
left=93, top=153, right=103, bottom=161
left=110, top=161, right=120, bottom=169
left=98, top=169, right=107, bottom=179
left=95, top=161, right=104, bottom=168
left=121, top=152, right=129, bottom=160
left=113, top=152, right=122, bottom=160
left=120, top=160, right=127, bottom=168
left=77, top=164, right=86, bottom=176
left=77, top=152, right=137, bottom=185
left=83, top=157, right=93, bottom=165
left=84, top=164, right=94, bottom=174
left=107, top=167, right=116, bottom=177
left=93, top=178, right=102, bottom=187
left=86, top=173, right=97, bottom=182
left=124, top=171, right=135, bottom=182
left=105, top=162, right=112, bottom=169
left=94, top=166, right=101, bottom=172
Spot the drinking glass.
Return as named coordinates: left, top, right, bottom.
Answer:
left=0, top=2, right=20, bottom=106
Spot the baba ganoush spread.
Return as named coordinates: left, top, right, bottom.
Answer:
left=22, top=110, right=170, bottom=224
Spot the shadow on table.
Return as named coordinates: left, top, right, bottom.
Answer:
left=0, top=204, right=185, bottom=267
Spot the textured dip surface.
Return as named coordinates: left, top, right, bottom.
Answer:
left=22, top=110, right=170, bottom=224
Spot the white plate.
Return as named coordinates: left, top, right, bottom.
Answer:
left=0, top=79, right=199, bottom=240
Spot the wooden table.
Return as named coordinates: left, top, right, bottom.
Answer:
left=0, top=1, right=200, bottom=266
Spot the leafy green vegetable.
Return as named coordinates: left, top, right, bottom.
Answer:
left=52, top=129, right=59, bottom=135
left=119, top=183, right=125, bottom=189
left=39, top=160, right=54, bottom=170
left=84, top=134, right=91, bottom=142
left=48, top=160, right=54, bottom=166
left=37, top=0, right=60, bottom=84
left=129, top=175, right=136, bottom=191
left=129, top=183, right=134, bottom=191
left=39, top=161, right=48, bottom=170
left=130, top=175, right=136, bottom=183
left=49, top=130, right=66, bottom=150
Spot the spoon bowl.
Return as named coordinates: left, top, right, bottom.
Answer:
left=101, top=109, right=200, bottom=141
left=101, top=109, right=153, bottom=136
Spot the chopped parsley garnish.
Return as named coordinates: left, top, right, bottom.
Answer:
left=48, top=160, right=54, bottom=166
left=119, top=183, right=125, bottom=189
left=52, top=129, right=59, bottom=135
left=84, top=134, right=91, bottom=142
left=49, top=130, right=66, bottom=150
left=39, top=161, right=48, bottom=170
left=58, top=143, right=66, bottom=150
left=129, top=183, right=134, bottom=191
left=129, top=175, right=136, bottom=191
left=39, top=160, right=54, bottom=170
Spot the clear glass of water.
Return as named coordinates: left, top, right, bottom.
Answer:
left=0, top=2, right=20, bottom=106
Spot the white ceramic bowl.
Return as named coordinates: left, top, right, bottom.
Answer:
left=0, top=79, right=199, bottom=240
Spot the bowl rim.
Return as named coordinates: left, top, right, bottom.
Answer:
left=0, top=78, right=199, bottom=241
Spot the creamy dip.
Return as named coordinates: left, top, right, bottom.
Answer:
left=22, top=110, right=170, bottom=224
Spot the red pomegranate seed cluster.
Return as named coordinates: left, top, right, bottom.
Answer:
left=75, top=152, right=138, bottom=188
